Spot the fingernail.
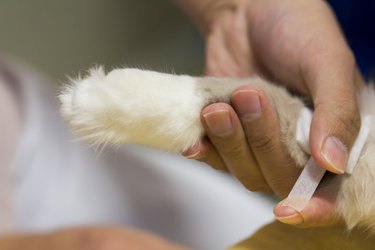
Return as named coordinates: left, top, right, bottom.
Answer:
left=183, top=151, right=201, bottom=160
left=275, top=206, right=304, bottom=225
left=203, top=110, right=233, bottom=136
left=232, top=90, right=261, bottom=121
left=182, top=144, right=202, bottom=160
left=321, top=136, right=348, bottom=174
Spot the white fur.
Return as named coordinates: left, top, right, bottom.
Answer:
left=60, top=67, right=375, bottom=232
left=60, top=67, right=305, bottom=156
left=335, top=86, right=375, bottom=231
left=60, top=67, right=206, bottom=151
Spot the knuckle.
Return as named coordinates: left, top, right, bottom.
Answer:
left=316, top=89, right=361, bottom=146
left=331, top=100, right=361, bottom=143
left=336, top=109, right=360, bottom=135
left=341, top=48, right=356, bottom=67
left=247, top=134, right=276, bottom=152
left=330, top=45, right=355, bottom=67
left=333, top=45, right=356, bottom=68
left=219, top=140, right=246, bottom=159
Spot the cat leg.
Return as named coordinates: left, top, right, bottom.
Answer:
left=59, top=67, right=307, bottom=166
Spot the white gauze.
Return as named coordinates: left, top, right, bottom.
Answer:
left=285, top=107, right=372, bottom=212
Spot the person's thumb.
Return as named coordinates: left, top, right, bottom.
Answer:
left=303, top=51, right=362, bottom=174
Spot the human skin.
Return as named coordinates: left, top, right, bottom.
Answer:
left=177, top=0, right=364, bottom=227
left=0, top=226, right=186, bottom=250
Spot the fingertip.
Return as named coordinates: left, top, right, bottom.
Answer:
left=310, top=132, right=348, bottom=174
left=201, top=102, right=233, bottom=115
left=181, top=138, right=214, bottom=160
left=201, top=103, right=244, bottom=138
left=275, top=192, right=336, bottom=227
left=308, top=78, right=360, bottom=174
left=231, top=85, right=275, bottom=122
left=231, top=85, right=268, bottom=106
left=231, top=87, right=262, bottom=121
left=232, top=85, right=264, bottom=95
left=309, top=110, right=354, bottom=174
left=320, top=136, right=348, bottom=174
left=274, top=203, right=304, bottom=225
left=181, top=142, right=204, bottom=160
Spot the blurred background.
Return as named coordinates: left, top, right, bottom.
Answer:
left=0, top=0, right=205, bottom=82
left=0, top=0, right=374, bottom=81
left=328, top=0, right=375, bottom=78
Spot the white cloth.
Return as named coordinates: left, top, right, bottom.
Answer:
left=3, top=64, right=275, bottom=250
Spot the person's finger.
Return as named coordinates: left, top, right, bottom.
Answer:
left=302, top=46, right=362, bottom=174
left=231, top=85, right=302, bottom=197
left=201, top=102, right=271, bottom=192
left=221, top=7, right=257, bottom=77
left=205, top=9, right=259, bottom=77
left=274, top=194, right=336, bottom=227
left=205, top=28, right=242, bottom=77
left=274, top=175, right=339, bottom=227
left=182, top=138, right=229, bottom=172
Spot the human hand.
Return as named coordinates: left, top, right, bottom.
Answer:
left=180, top=0, right=364, bottom=227
left=0, top=226, right=186, bottom=250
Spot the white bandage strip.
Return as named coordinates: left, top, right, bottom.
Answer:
left=285, top=107, right=372, bottom=212
left=347, top=115, right=372, bottom=174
